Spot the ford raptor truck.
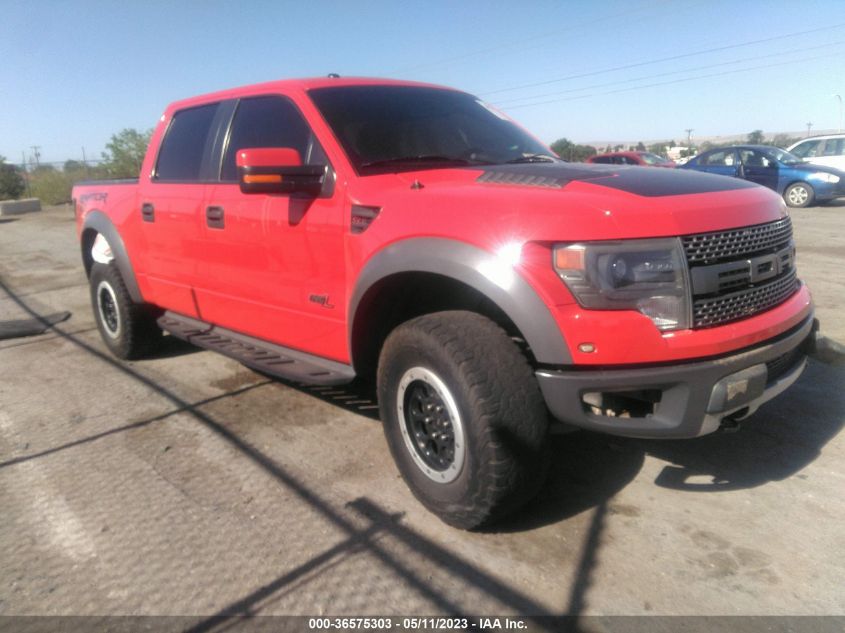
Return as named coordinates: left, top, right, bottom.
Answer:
left=73, top=77, right=816, bottom=528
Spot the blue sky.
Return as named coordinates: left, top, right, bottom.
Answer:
left=2, top=0, right=844, bottom=165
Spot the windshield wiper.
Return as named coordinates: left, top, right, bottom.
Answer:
left=362, top=155, right=478, bottom=169
left=504, top=154, right=560, bottom=164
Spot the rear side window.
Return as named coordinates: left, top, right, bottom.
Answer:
left=155, top=103, right=219, bottom=181
left=592, top=156, right=612, bottom=164
left=702, top=150, right=736, bottom=166
left=822, top=138, right=845, bottom=156
left=221, top=96, right=326, bottom=181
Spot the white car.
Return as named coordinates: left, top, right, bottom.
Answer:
left=788, top=134, right=845, bottom=172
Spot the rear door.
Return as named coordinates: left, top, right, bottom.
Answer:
left=136, top=102, right=227, bottom=317
left=697, top=149, right=740, bottom=178
left=193, top=95, right=347, bottom=360
left=817, top=138, right=845, bottom=171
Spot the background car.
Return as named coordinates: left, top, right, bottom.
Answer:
left=788, top=134, right=845, bottom=172
left=586, top=151, right=676, bottom=167
left=679, top=144, right=845, bottom=207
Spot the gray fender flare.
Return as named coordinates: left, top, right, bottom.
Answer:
left=81, top=210, right=143, bottom=303
left=349, top=238, right=572, bottom=365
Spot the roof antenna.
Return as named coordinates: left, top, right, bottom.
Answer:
left=327, top=73, right=340, bottom=78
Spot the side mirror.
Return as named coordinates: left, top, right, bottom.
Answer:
left=236, top=148, right=326, bottom=197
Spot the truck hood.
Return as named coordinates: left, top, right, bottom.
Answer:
left=358, top=162, right=786, bottom=244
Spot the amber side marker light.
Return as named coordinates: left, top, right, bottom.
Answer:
left=555, top=246, right=585, bottom=270
left=243, top=174, right=284, bottom=184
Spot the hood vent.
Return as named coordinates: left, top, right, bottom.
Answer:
left=477, top=171, right=565, bottom=188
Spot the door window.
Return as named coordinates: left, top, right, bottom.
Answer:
left=155, top=103, right=220, bottom=181
left=221, top=96, right=328, bottom=182
left=739, top=149, right=773, bottom=167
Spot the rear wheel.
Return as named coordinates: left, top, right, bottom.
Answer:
left=89, top=263, right=162, bottom=359
left=784, top=182, right=814, bottom=208
left=377, top=311, right=550, bottom=529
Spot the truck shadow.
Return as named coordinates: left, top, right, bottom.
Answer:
left=634, top=360, right=844, bottom=493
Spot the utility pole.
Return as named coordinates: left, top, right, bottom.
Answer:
left=30, top=145, right=41, bottom=168
left=805, top=122, right=813, bottom=137
left=685, top=128, right=694, bottom=148
left=21, top=150, right=31, bottom=197
left=82, top=146, right=90, bottom=177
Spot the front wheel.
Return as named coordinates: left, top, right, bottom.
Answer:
left=89, top=263, right=162, bottom=359
left=377, top=311, right=550, bottom=529
left=784, top=182, right=815, bottom=208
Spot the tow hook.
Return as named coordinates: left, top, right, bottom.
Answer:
left=719, top=411, right=746, bottom=433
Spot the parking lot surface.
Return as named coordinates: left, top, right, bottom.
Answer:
left=0, top=204, right=843, bottom=623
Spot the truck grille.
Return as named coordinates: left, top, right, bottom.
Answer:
left=685, top=218, right=800, bottom=328
left=692, top=269, right=799, bottom=328
left=682, top=217, right=793, bottom=265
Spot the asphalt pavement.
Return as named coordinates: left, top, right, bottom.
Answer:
left=0, top=204, right=843, bottom=627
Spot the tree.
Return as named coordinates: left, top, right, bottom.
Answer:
left=771, top=133, right=800, bottom=149
left=747, top=129, right=765, bottom=144
left=101, top=128, right=152, bottom=178
left=647, top=142, right=668, bottom=157
left=64, top=159, right=86, bottom=173
left=0, top=157, right=25, bottom=200
left=550, top=137, right=598, bottom=162
left=636, top=141, right=646, bottom=151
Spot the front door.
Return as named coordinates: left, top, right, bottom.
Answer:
left=193, top=95, right=347, bottom=361
left=738, top=148, right=779, bottom=193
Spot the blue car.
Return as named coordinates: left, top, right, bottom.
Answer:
left=679, top=144, right=845, bottom=207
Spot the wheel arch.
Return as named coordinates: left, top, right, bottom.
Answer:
left=80, top=210, right=143, bottom=303
left=348, top=238, right=571, bottom=378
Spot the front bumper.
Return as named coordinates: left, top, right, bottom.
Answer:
left=536, top=314, right=816, bottom=439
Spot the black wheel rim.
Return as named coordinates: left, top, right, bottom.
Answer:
left=98, top=285, right=119, bottom=334
left=403, top=380, right=455, bottom=471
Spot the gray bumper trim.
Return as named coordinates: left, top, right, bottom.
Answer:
left=535, top=314, right=815, bottom=439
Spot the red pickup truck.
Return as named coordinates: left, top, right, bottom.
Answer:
left=74, top=77, right=815, bottom=528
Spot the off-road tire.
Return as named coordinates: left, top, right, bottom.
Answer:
left=89, top=263, right=162, bottom=359
left=377, top=311, right=550, bottom=529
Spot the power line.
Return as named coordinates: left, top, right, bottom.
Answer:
left=479, top=21, right=845, bottom=97
left=390, top=0, right=679, bottom=74
left=500, top=49, right=843, bottom=110
left=492, top=39, right=845, bottom=106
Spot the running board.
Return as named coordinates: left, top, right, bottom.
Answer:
left=157, top=311, right=355, bottom=386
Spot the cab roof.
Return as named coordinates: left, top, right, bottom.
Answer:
left=165, top=76, right=457, bottom=113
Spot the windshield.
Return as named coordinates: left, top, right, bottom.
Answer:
left=764, top=147, right=802, bottom=165
left=308, top=85, right=552, bottom=174
left=640, top=152, right=669, bottom=165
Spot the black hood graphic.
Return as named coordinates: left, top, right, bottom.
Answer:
left=476, top=163, right=758, bottom=197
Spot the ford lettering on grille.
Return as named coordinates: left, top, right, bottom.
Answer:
left=683, top=219, right=800, bottom=328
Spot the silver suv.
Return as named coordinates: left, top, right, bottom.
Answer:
left=788, top=134, right=845, bottom=172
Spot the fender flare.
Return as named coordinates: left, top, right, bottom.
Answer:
left=81, top=210, right=143, bottom=303
left=348, top=238, right=572, bottom=365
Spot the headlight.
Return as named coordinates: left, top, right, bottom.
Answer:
left=553, top=237, right=691, bottom=331
left=811, top=172, right=840, bottom=184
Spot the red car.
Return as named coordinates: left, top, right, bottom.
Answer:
left=73, top=77, right=814, bottom=528
left=587, top=151, right=676, bottom=167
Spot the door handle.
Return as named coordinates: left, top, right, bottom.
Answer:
left=141, top=203, right=155, bottom=223
left=206, top=205, right=225, bottom=229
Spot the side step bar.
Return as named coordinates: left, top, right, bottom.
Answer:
left=157, top=311, right=356, bottom=386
